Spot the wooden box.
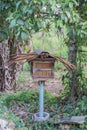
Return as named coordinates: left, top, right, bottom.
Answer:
left=30, top=51, right=55, bottom=80
left=31, top=61, right=54, bottom=80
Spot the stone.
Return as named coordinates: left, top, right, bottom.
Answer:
left=0, top=119, right=15, bottom=130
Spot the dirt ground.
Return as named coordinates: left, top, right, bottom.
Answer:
left=7, top=65, right=87, bottom=95
left=17, top=77, right=64, bottom=96
left=16, top=64, right=87, bottom=96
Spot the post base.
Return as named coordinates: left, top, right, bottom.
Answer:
left=33, top=112, right=49, bottom=122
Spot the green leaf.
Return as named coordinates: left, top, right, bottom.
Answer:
left=21, top=32, right=28, bottom=40
left=25, top=0, right=28, bottom=4
left=83, top=21, right=87, bottom=26
left=6, top=13, right=14, bottom=21
left=72, top=0, right=79, bottom=6
left=22, top=6, right=28, bottom=14
left=57, top=20, right=62, bottom=26
left=0, top=1, right=6, bottom=11
left=9, top=19, right=16, bottom=28
left=61, top=13, right=66, bottom=20
left=0, top=32, right=7, bottom=40
left=77, top=29, right=81, bottom=36
left=81, top=30, right=87, bottom=35
left=24, top=45, right=29, bottom=53
left=15, top=14, right=21, bottom=20
left=69, top=2, right=73, bottom=8
left=65, top=16, right=68, bottom=23
left=61, top=13, right=67, bottom=23
left=16, top=1, right=21, bottom=10
left=17, top=19, right=24, bottom=25
left=16, top=31, right=20, bottom=38
left=29, top=9, right=33, bottom=15
left=65, top=11, right=71, bottom=19
left=73, top=16, right=77, bottom=22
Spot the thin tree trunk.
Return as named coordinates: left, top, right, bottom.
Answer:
left=0, top=43, right=5, bottom=91
left=8, top=37, right=17, bottom=89
left=68, top=39, right=79, bottom=99
left=28, top=36, right=33, bottom=53
left=42, top=31, right=45, bottom=50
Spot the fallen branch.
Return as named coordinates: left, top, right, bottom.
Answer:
left=54, top=116, right=87, bottom=125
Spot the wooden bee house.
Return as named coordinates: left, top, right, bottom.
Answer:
left=30, top=50, right=55, bottom=80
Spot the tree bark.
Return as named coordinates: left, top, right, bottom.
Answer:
left=42, top=31, right=45, bottom=50
left=0, top=53, right=5, bottom=90
left=0, top=43, right=5, bottom=91
left=8, top=37, right=17, bottom=89
left=68, top=39, right=79, bottom=99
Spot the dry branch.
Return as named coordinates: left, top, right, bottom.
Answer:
left=6, top=52, right=76, bottom=71
left=54, top=116, right=87, bottom=125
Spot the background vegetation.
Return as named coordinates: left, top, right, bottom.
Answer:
left=0, top=0, right=87, bottom=129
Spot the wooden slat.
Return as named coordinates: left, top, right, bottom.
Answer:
left=32, top=60, right=54, bottom=79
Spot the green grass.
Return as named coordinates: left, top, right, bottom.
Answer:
left=0, top=101, right=27, bottom=130
left=1, top=90, right=87, bottom=130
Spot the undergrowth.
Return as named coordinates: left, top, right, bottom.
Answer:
left=0, top=101, right=27, bottom=130
left=0, top=90, right=87, bottom=129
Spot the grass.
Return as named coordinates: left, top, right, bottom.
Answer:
left=1, top=90, right=87, bottom=130
left=0, top=100, right=27, bottom=130
left=0, top=90, right=61, bottom=129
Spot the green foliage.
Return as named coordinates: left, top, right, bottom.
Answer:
left=75, top=96, right=87, bottom=115
left=21, top=31, right=29, bottom=40
left=1, top=0, right=87, bottom=42
left=0, top=101, right=27, bottom=129
left=0, top=90, right=63, bottom=129
left=0, top=0, right=53, bottom=41
left=23, top=62, right=30, bottom=71
left=17, top=71, right=30, bottom=83
left=1, top=90, right=57, bottom=108
left=0, top=0, right=87, bottom=129
left=1, top=90, right=87, bottom=129
left=1, top=90, right=39, bottom=107
left=33, top=29, right=68, bottom=57
left=61, top=96, right=87, bottom=117
left=70, top=96, right=87, bottom=129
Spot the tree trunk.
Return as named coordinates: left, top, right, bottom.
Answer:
left=68, top=39, right=79, bottom=99
left=0, top=43, right=5, bottom=91
left=8, top=37, right=17, bottom=89
left=42, top=31, right=45, bottom=50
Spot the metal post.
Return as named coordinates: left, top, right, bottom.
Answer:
left=39, top=81, right=44, bottom=117
left=33, top=81, right=49, bottom=121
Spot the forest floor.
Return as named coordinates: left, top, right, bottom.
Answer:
left=16, top=70, right=64, bottom=96
left=17, top=77, right=64, bottom=96
left=7, top=65, right=87, bottom=95
left=0, top=71, right=65, bottom=130
left=6, top=64, right=87, bottom=96
left=1, top=67, right=87, bottom=130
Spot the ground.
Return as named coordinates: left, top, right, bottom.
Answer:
left=1, top=67, right=87, bottom=130
left=19, top=78, right=63, bottom=95
left=16, top=70, right=64, bottom=96
left=0, top=119, right=15, bottom=130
